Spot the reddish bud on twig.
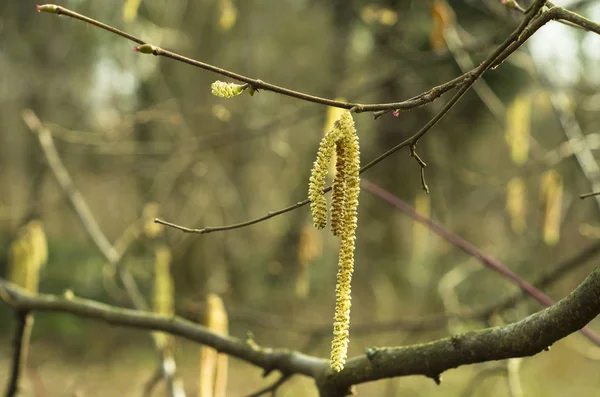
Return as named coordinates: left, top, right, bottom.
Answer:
left=134, top=44, right=158, bottom=54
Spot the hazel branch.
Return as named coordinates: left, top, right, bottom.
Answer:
left=37, top=4, right=464, bottom=113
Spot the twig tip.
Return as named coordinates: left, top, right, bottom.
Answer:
left=37, top=4, right=58, bottom=13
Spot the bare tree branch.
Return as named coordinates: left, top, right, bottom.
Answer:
left=36, top=4, right=466, bottom=113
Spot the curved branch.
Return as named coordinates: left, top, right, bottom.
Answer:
left=0, top=280, right=326, bottom=379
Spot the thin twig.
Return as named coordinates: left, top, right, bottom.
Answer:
left=38, top=5, right=462, bottom=113
left=410, top=145, right=429, bottom=194
left=580, top=191, right=600, bottom=199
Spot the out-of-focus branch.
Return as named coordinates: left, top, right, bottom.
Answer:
left=549, top=92, right=600, bottom=209
left=361, top=178, right=600, bottom=346
left=36, top=4, right=463, bottom=113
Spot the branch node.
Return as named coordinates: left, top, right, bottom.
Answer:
left=365, top=348, right=378, bottom=361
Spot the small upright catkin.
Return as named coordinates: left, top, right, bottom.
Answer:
left=199, top=294, right=229, bottom=397
left=308, top=111, right=360, bottom=372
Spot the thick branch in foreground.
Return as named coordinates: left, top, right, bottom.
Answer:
left=321, top=265, right=600, bottom=395
left=3, top=264, right=600, bottom=396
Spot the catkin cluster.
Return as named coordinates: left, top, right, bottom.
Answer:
left=211, top=81, right=246, bottom=98
left=308, top=111, right=360, bottom=372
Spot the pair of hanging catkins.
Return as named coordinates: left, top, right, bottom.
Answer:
left=309, top=111, right=360, bottom=372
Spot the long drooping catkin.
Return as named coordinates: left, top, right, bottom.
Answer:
left=308, top=111, right=360, bottom=372
left=309, top=127, right=342, bottom=229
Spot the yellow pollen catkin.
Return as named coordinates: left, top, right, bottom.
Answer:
left=309, top=128, right=341, bottom=229
left=211, top=81, right=246, bottom=98
left=330, top=141, right=347, bottom=236
left=330, top=112, right=360, bottom=372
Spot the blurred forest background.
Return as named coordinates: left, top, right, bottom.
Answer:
left=2, top=0, right=600, bottom=396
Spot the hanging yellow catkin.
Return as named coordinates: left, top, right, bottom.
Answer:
left=309, top=128, right=342, bottom=229
left=506, top=177, right=527, bottom=233
left=211, top=81, right=246, bottom=98
left=199, top=294, right=229, bottom=397
left=142, top=202, right=162, bottom=239
left=122, top=0, right=142, bottom=21
left=331, top=115, right=360, bottom=372
left=7, top=220, right=48, bottom=395
left=505, top=92, right=532, bottom=165
left=217, top=0, right=238, bottom=32
left=540, top=170, right=563, bottom=246
left=8, top=220, right=47, bottom=293
left=323, top=99, right=347, bottom=176
left=152, top=245, right=174, bottom=349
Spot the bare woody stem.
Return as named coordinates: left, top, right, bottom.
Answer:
left=39, top=4, right=465, bottom=113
